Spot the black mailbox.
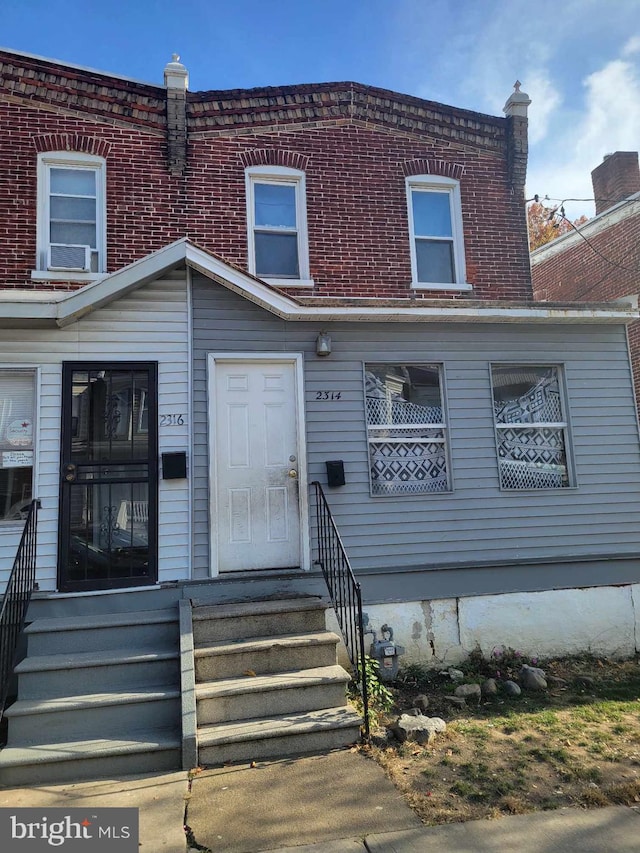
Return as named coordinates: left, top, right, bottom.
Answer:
left=162, top=451, right=187, bottom=480
left=325, top=459, right=345, bottom=488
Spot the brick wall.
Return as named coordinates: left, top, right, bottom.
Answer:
left=0, top=55, right=533, bottom=300
left=532, top=211, right=640, bottom=406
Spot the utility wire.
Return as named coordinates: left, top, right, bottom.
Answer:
left=554, top=210, right=640, bottom=274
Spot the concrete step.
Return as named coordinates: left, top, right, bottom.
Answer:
left=0, top=732, right=181, bottom=787
left=197, top=707, right=362, bottom=765
left=15, top=649, right=179, bottom=700
left=25, top=609, right=178, bottom=656
left=196, top=665, right=350, bottom=725
left=4, top=687, right=180, bottom=745
left=194, top=632, right=340, bottom=681
left=192, top=597, right=328, bottom=645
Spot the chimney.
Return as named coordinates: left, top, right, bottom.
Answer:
left=591, top=151, right=640, bottom=215
left=503, top=81, right=531, bottom=195
left=164, top=54, right=188, bottom=176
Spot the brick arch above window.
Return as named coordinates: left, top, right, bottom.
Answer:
left=33, top=134, right=111, bottom=159
left=402, top=158, right=465, bottom=180
left=239, top=149, right=310, bottom=171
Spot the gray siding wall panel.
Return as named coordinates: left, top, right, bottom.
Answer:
left=191, top=274, right=640, bottom=590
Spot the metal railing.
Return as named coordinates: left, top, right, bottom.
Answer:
left=311, top=482, right=369, bottom=739
left=0, top=499, right=40, bottom=724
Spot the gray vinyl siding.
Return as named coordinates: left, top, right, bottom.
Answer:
left=0, top=271, right=190, bottom=593
left=192, top=273, right=640, bottom=587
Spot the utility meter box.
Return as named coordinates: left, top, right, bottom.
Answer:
left=370, top=627, right=405, bottom=682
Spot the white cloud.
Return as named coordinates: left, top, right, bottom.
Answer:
left=526, top=48, right=640, bottom=219
left=525, top=73, right=562, bottom=145
left=622, top=35, right=640, bottom=56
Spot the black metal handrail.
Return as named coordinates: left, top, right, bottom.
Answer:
left=311, top=482, right=369, bottom=739
left=0, top=499, right=40, bottom=724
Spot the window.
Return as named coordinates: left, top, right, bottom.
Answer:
left=406, top=175, right=468, bottom=290
left=37, top=152, right=106, bottom=277
left=491, top=365, right=572, bottom=490
left=365, top=364, right=450, bottom=495
left=245, top=165, right=311, bottom=286
left=0, top=370, right=36, bottom=522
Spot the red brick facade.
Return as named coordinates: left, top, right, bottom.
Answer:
left=532, top=164, right=640, bottom=407
left=0, top=49, right=533, bottom=300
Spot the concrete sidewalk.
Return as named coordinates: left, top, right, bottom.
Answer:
left=0, top=756, right=638, bottom=852
left=0, top=770, right=189, bottom=852
left=186, top=751, right=640, bottom=853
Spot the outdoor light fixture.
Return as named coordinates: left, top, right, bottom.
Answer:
left=316, top=331, right=332, bottom=356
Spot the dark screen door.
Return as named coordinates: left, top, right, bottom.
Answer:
left=58, top=362, right=158, bottom=592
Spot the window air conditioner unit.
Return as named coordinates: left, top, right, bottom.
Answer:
left=47, top=244, right=91, bottom=272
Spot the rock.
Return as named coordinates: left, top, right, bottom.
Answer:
left=481, top=678, right=498, bottom=696
left=520, top=665, right=547, bottom=691
left=503, top=680, right=521, bottom=696
left=389, top=714, right=447, bottom=745
left=443, top=695, right=467, bottom=708
left=413, top=693, right=430, bottom=712
left=524, top=664, right=547, bottom=679
left=448, top=668, right=465, bottom=682
left=454, top=683, right=481, bottom=700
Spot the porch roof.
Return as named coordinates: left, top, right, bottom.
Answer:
left=0, top=238, right=637, bottom=327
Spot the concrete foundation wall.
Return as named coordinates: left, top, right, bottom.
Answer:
left=361, top=583, right=640, bottom=667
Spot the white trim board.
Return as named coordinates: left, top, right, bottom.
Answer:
left=0, top=238, right=637, bottom=327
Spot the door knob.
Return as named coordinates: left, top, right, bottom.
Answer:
left=288, top=469, right=298, bottom=478
left=63, top=463, right=77, bottom=483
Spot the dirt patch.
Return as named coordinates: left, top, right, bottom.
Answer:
left=363, top=653, right=640, bottom=826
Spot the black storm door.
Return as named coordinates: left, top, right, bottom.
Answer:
left=58, top=363, right=158, bottom=592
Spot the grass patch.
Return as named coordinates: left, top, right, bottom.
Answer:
left=366, top=653, right=640, bottom=827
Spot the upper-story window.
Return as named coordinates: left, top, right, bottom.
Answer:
left=36, top=152, right=106, bottom=279
left=406, top=175, right=469, bottom=291
left=245, top=165, right=312, bottom=287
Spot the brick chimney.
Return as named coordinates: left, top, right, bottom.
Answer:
left=164, top=54, right=188, bottom=176
left=503, top=81, right=531, bottom=196
left=591, top=151, right=640, bottom=215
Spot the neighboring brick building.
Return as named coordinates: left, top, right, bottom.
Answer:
left=531, top=151, right=640, bottom=403
left=2, top=49, right=640, bottom=785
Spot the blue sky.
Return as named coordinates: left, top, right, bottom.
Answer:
left=3, top=0, right=640, bottom=219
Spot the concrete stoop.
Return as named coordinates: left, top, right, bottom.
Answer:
left=191, top=597, right=362, bottom=765
left=0, top=608, right=181, bottom=787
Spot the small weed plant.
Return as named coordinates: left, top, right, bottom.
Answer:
left=351, top=655, right=394, bottom=727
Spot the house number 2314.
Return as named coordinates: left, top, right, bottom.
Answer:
left=315, top=391, right=342, bottom=400
left=160, top=414, right=185, bottom=426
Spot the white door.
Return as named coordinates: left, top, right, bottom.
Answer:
left=213, top=359, right=302, bottom=572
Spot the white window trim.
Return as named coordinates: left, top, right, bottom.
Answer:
left=34, top=151, right=106, bottom=281
left=406, top=174, right=470, bottom=291
left=245, top=165, right=313, bottom=287
left=490, top=363, right=576, bottom=491
left=363, top=362, right=453, bottom=497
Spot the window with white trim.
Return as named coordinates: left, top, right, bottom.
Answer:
left=37, top=152, right=106, bottom=275
left=0, top=370, right=36, bottom=522
left=491, top=364, right=572, bottom=490
left=406, top=175, right=468, bottom=289
left=365, top=364, right=450, bottom=495
left=245, top=165, right=311, bottom=285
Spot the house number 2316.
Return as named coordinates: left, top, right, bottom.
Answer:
left=160, top=414, right=185, bottom=426
left=315, top=391, right=342, bottom=400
